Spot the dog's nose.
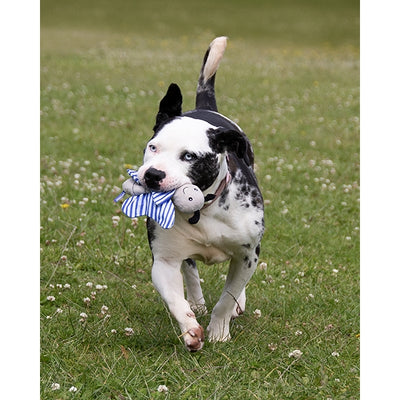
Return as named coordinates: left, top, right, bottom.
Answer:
left=144, top=167, right=166, bottom=189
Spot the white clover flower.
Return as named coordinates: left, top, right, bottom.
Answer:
left=253, top=309, right=262, bottom=319
left=69, top=386, right=78, bottom=392
left=47, top=296, right=55, bottom=302
left=86, top=282, right=93, bottom=288
left=83, top=297, right=91, bottom=304
left=124, top=327, right=134, bottom=336
left=295, top=330, right=303, bottom=336
left=259, top=262, right=267, bottom=271
left=289, top=349, right=303, bottom=359
left=51, top=383, right=60, bottom=391
left=80, top=312, right=88, bottom=319
left=331, top=351, right=340, bottom=357
left=64, top=283, right=71, bottom=289
left=157, top=385, right=169, bottom=393
left=101, top=305, right=109, bottom=314
left=111, top=329, right=117, bottom=334
left=268, top=343, right=277, bottom=351
left=56, top=308, right=63, bottom=314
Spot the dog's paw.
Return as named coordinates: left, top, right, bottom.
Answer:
left=183, top=325, right=205, bottom=352
left=206, top=321, right=231, bottom=343
left=190, top=303, right=208, bottom=316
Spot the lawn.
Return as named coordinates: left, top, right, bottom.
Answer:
left=40, top=0, right=359, bottom=398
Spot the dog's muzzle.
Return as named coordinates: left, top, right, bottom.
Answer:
left=144, top=167, right=166, bottom=190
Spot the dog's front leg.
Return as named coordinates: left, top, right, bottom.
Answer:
left=182, top=259, right=207, bottom=316
left=152, top=258, right=205, bottom=351
left=207, top=248, right=259, bottom=342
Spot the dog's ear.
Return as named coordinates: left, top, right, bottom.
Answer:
left=153, top=83, right=182, bottom=132
left=208, top=127, right=250, bottom=164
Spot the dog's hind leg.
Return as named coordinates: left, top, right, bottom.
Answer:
left=152, top=258, right=205, bottom=352
left=182, top=259, right=208, bottom=316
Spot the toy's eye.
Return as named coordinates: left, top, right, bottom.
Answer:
left=149, top=144, right=157, bottom=152
left=182, top=152, right=196, bottom=161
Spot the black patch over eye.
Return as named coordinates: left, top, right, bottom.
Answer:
left=187, top=152, right=219, bottom=191
left=180, top=152, right=197, bottom=162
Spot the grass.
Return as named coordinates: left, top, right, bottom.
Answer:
left=40, top=1, right=359, bottom=398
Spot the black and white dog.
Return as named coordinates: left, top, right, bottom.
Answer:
left=136, top=37, right=264, bottom=351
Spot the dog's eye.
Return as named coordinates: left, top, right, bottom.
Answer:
left=149, top=144, right=157, bottom=152
left=182, top=152, right=196, bottom=162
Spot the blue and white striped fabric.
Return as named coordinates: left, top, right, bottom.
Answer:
left=114, top=169, right=177, bottom=229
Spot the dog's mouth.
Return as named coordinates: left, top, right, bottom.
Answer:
left=139, top=167, right=192, bottom=192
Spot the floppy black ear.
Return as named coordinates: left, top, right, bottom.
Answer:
left=208, top=127, right=250, bottom=163
left=153, top=83, right=182, bottom=132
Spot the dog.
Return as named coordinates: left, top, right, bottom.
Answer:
left=136, top=37, right=264, bottom=351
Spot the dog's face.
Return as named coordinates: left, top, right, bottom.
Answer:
left=137, top=117, right=222, bottom=192
left=137, top=84, right=248, bottom=192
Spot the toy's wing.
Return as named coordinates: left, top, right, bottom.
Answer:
left=148, top=199, right=175, bottom=229
left=121, top=193, right=150, bottom=218
left=127, top=169, right=141, bottom=184
left=148, top=191, right=176, bottom=229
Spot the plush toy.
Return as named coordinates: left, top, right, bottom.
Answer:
left=114, top=169, right=205, bottom=229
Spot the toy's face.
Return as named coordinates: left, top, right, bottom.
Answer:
left=137, top=117, right=221, bottom=192
left=173, top=184, right=204, bottom=213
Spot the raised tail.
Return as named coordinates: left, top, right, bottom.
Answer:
left=195, top=36, right=228, bottom=112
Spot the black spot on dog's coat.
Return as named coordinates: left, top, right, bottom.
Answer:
left=146, top=219, right=157, bottom=250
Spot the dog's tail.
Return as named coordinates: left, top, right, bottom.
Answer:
left=195, top=36, right=228, bottom=112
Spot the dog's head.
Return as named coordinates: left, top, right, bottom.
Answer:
left=137, top=83, right=248, bottom=192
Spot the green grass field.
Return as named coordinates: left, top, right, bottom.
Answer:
left=40, top=1, right=359, bottom=398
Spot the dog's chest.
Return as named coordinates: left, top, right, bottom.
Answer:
left=173, top=180, right=263, bottom=261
